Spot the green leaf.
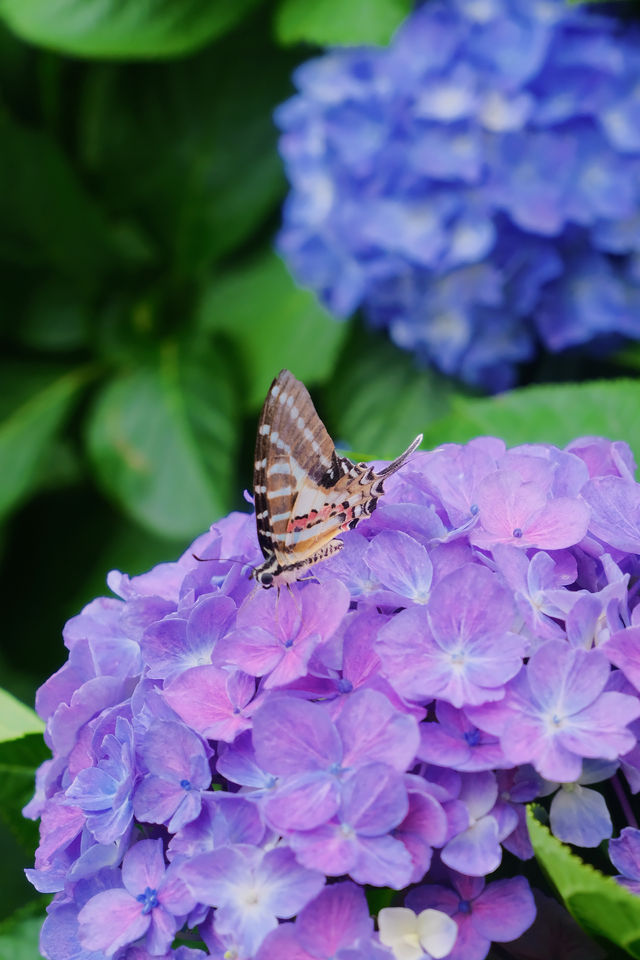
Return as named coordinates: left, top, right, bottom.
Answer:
left=198, top=250, right=348, bottom=411
left=0, top=691, right=43, bottom=742
left=528, top=808, right=640, bottom=957
left=325, top=326, right=455, bottom=458
left=422, top=379, right=640, bottom=462
left=86, top=340, right=239, bottom=540
left=21, top=281, right=90, bottom=353
left=0, top=114, right=115, bottom=281
left=0, top=904, right=46, bottom=960
left=610, top=342, right=640, bottom=373
left=0, top=734, right=49, bottom=849
left=78, top=19, right=298, bottom=278
left=0, top=0, right=262, bottom=59
left=275, top=0, right=411, bottom=46
left=0, top=365, right=92, bottom=523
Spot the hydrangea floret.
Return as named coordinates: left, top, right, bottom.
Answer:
left=26, top=434, right=640, bottom=959
left=276, top=0, right=640, bottom=391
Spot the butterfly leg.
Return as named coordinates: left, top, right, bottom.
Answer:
left=286, top=581, right=303, bottom=617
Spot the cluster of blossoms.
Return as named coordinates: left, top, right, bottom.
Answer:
left=27, top=433, right=640, bottom=959
left=276, top=0, right=640, bottom=391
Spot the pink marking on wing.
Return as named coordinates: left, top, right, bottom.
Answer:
left=288, top=504, right=334, bottom=533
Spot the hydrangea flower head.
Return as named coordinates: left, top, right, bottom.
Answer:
left=276, top=0, right=640, bottom=391
left=25, top=433, right=640, bottom=958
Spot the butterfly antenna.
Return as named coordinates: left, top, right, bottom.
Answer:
left=192, top=553, right=257, bottom=574
left=377, top=433, right=423, bottom=478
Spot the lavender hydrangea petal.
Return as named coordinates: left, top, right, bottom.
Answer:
left=139, top=720, right=211, bottom=784
left=604, top=626, right=640, bottom=691
left=581, top=477, right=640, bottom=552
left=365, top=531, right=434, bottom=603
left=336, top=689, right=419, bottom=771
left=341, top=763, right=409, bottom=836
left=216, top=731, right=277, bottom=791
left=526, top=642, right=609, bottom=713
left=41, top=900, right=107, bottom=960
left=471, top=876, right=537, bottom=943
left=550, top=784, right=612, bottom=847
left=610, top=827, right=640, bottom=881
left=349, top=833, right=414, bottom=888
left=441, top=815, right=502, bottom=876
left=78, top=889, right=149, bottom=957
left=255, top=846, right=325, bottom=917
left=289, top=820, right=359, bottom=877
left=296, top=882, right=372, bottom=955
left=263, top=773, right=342, bottom=832
left=252, top=698, right=342, bottom=775
left=472, top=472, right=590, bottom=549
left=163, top=665, right=254, bottom=742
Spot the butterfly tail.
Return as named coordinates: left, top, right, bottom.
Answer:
left=377, top=433, right=423, bottom=479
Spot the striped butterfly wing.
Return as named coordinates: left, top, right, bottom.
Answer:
left=254, top=370, right=342, bottom=569
left=254, top=369, right=422, bottom=584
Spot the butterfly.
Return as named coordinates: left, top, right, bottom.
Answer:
left=251, top=369, right=422, bottom=588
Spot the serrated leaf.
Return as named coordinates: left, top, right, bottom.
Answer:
left=275, top=0, right=411, bottom=45
left=0, top=690, right=43, bottom=742
left=0, top=0, right=262, bottom=59
left=0, top=734, right=49, bottom=849
left=0, top=365, right=92, bottom=523
left=86, top=341, right=238, bottom=540
left=0, top=114, right=115, bottom=280
left=528, top=807, right=640, bottom=957
left=198, top=250, right=348, bottom=411
left=78, top=20, right=297, bottom=277
left=422, top=379, right=640, bottom=462
left=325, top=326, right=455, bottom=458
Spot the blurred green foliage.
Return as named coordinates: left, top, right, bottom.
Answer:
left=1, top=1, right=640, bottom=955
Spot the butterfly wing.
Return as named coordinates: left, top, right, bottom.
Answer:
left=284, top=437, right=422, bottom=561
left=254, top=369, right=341, bottom=567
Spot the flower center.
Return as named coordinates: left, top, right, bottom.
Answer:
left=338, top=677, right=354, bottom=693
left=328, top=761, right=349, bottom=777
left=463, top=729, right=480, bottom=747
left=402, top=930, right=421, bottom=949
left=242, top=887, right=261, bottom=907
left=450, top=650, right=466, bottom=668
left=136, top=887, right=159, bottom=914
left=458, top=899, right=472, bottom=915
left=512, top=527, right=523, bottom=538
left=545, top=710, right=566, bottom=733
left=180, top=779, right=192, bottom=791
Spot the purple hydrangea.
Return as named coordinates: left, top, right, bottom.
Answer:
left=26, top=434, right=640, bottom=959
left=276, top=0, right=640, bottom=391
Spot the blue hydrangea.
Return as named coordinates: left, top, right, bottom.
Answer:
left=275, top=0, right=640, bottom=391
